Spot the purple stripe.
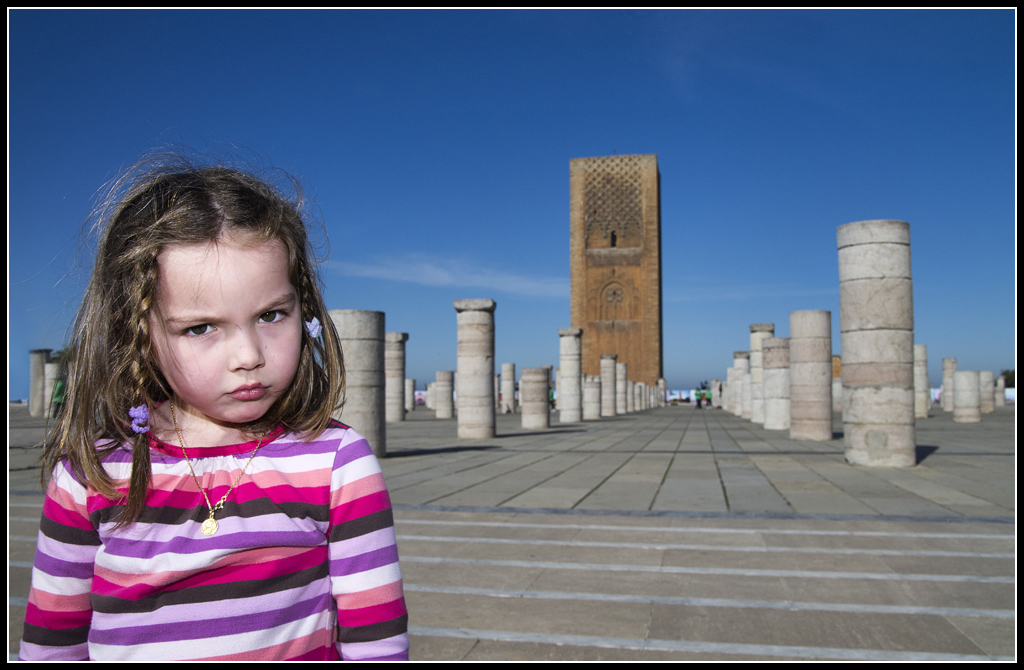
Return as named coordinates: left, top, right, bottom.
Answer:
left=330, top=544, right=399, bottom=577
left=333, top=437, right=375, bottom=470
left=89, top=591, right=333, bottom=645
left=32, top=550, right=96, bottom=580
left=100, top=528, right=325, bottom=558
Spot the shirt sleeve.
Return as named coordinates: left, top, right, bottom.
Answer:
left=327, top=429, right=409, bottom=661
left=19, top=463, right=100, bottom=661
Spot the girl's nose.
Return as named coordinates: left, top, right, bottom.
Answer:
left=231, top=327, right=266, bottom=371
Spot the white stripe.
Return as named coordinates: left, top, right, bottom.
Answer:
left=408, top=625, right=1004, bottom=661
left=28, top=569, right=92, bottom=597
left=396, top=517, right=1013, bottom=541
left=404, top=583, right=1015, bottom=619
left=397, top=534, right=1013, bottom=558
left=400, top=555, right=1014, bottom=583
left=331, top=562, right=403, bottom=593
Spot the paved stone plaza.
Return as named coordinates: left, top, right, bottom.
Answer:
left=8, top=402, right=1015, bottom=660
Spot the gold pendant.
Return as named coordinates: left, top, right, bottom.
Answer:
left=201, top=517, right=218, bottom=536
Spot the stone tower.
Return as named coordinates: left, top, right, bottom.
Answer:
left=570, top=154, right=662, bottom=385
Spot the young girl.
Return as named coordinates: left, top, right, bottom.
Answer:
left=20, top=156, right=409, bottom=661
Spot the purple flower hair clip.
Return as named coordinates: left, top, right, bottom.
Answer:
left=305, top=317, right=322, bottom=339
left=129, top=404, right=150, bottom=434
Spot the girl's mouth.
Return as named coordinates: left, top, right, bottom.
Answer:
left=230, top=384, right=267, bottom=401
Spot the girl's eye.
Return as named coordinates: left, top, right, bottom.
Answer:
left=186, top=324, right=212, bottom=336
left=260, top=311, right=282, bottom=323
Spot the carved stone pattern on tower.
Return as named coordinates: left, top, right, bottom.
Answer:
left=584, top=155, right=643, bottom=245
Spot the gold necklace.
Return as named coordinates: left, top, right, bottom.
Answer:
left=170, top=400, right=267, bottom=537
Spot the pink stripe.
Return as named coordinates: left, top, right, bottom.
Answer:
left=330, top=488, right=393, bottom=525
left=24, top=601, right=92, bottom=630
left=335, top=581, right=406, bottom=610
left=201, top=630, right=333, bottom=661
left=338, top=597, right=408, bottom=628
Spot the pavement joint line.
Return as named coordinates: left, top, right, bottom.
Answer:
left=395, top=518, right=1015, bottom=540
left=404, top=583, right=1016, bottom=619
left=393, top=503, right=1015, bottom=525
left=396, top=534, right=1014, bottom=558
left=400, top=555, right=1015, bottom=583
left=408, top=625, right=1005, bottom=661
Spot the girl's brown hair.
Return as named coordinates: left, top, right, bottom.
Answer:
left=43, top=154, right=345, bottom=527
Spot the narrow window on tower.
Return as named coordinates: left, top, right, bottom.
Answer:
left=610, top=231, right=617, bottom=248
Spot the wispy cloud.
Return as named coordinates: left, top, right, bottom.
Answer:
left=327, top=255, right=570, bottom=300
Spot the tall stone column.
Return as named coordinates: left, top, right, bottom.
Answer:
left=914, top=344, right=930, bottom=419
left=979, top=371, right=995, bottom=414
left=501, top=363, right=516, bottom=414
left=616, top=362, right=628, bottom=415
left=953, top=370, right=981, bottom=423
left=454, top=299, right=497, bottom=439
left=29, top=349, right=51, bottom=417
left=43, top=361, right=60, bottom=417
left=995, top=374, right=1006, bottom=408
left=838, top=219, right=915, bottom=467
left=558, top=329, right=583, bottom=423
left=583, top=375, right=602, bottom=420
left=658, top=379, right=667, bottom=407
left=763, top=337, right=790, bottom=431
left=711, top=378, right=721, bottom=409
left=521, top=368, right=550, bottom=430
left=600, top=354, right=618, bottom=417
left=330, top=310, right=386, bottom=458
left=941, top=358, right=957, bottom=412
left=384, top=332, right=409, bottom=423
left=749, top=323, right=774, bottom=424
left=405, top=379, right=416, bottom=413
left=789, top=310, right=833, bottom=442
left=435, top=371, right=454, bottom=419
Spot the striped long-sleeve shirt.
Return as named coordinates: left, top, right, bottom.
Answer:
left=19, top=421, right=409, bottom=661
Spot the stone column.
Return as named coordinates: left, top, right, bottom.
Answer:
left=600, top=354, right=618, bottom=417
left=953, top=370, right=981, bottom=423
left=43, top=361, right=60, bottom=417
left=405, top=379, right=416, bottom=413
left=434, top=371, right=454, bottom=419
left=330, top=310, right=386, bottom=458
left=558, top=329, right=583, bottom=423
left=725, top=366, right=736, bottom=415
left=749, top=323, right=774, bottom=424
left=426, top=382, right=434, bottom=410
left=454, top=299, right=496, bottom=439
left=789, top=310, right=833, bottom=442
left=995, top=375, right=1006, bottom=408
left=979, top=371, right=995, bottom=414
left=626, top=380, right=635, bottom=413
left=501, top=363, right=516, bottom=414
left=521, top=368, right=550, bottom=430
left=763, top=337, right=790, bottom=431
left=615, top=363, right=628, bottom=415
left=384, top=332, right=409, bottom=423
left=941, top=358, right=957, bottom=412
left=29, top=349, right=51, bottom=417
left=710, top=378, right=721, bottom=409
left=732, top=352, right=749, bottom=417
left=583, top=375, right=602, bottom=420
left=658, top=379, right=667, bottom=407
left=914, top=344, right=930, bottom=419
left=838, top=219, right=915, bottom=467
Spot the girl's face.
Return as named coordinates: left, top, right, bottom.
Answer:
left=149, top=233, right=303, bottom=438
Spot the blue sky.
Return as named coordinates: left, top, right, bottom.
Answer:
left=8, top=9, right=1016, bottom=400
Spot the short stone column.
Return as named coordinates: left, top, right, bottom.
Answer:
left=583, top=375, right=602, bottom=420
left=914, top=344, right=930, bottom=419
left=733, top=352, right=750, bottom=417
left=330, top=310, right=386, bottom=458
left=626, top=380, right=635, bottom=413
left=501, top=363, right=516, bottom=414
left=600, top=354, right=618, bottom=417
left=405, top=379, right=416, bottom=413
left=43, top=361, right=60, bottom=417
left=658, top=379, right=667, bottom=407
left=763, top=337, right=790, bottom=431
left=29, top=349, right=52, bottom=417
left=838, top=219, right=915, bottom=467
left=711, top=378, right=721, bottom=409
left=384, top=332, right=409, bottom=423
left=941, top=358, right=957, bottom=412
left=749, top=323, right=774, bottom=424
left=558, top=329, right=583, bottom=423
left=953, top=370, right=981, bottom=423
left=725, top=366, right=737, bottom=414
left=426, top=382, right=434, bottom=410
left=521, top=368, right=551, bottom=430
left=454, top=299, right=497, bottom=439
left=832, top=356, right=844, bottom=412
left=979, top=371, right=995, bottom=414
left=789, top=310, right=833, bottom=442
left=615, top=363, right=628, bottom=415
left=995, top=375, right=1006, bottom=408
left=434, top=371, right=454, bottom=419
